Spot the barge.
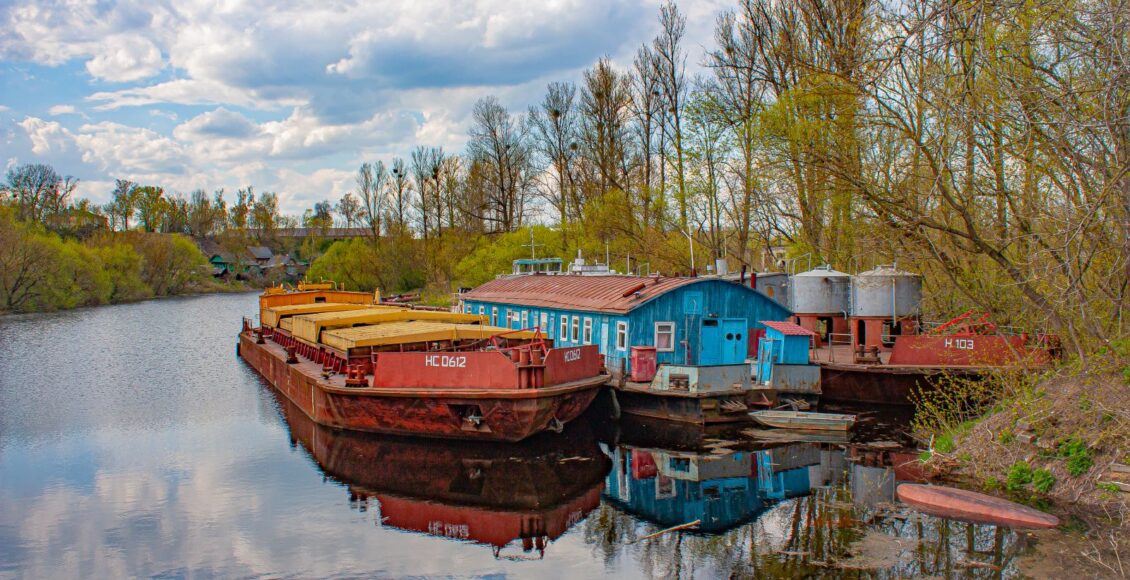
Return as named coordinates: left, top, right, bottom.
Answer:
left=239, top=284, right=608, bottom=442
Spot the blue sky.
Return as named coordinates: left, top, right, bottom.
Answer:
left=0, top=0, right=724, bottom=215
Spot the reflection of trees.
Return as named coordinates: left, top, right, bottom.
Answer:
left=586, top=482, right=1024, bottom=578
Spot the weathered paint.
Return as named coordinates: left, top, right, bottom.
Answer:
left=276, top=393, right=610, bottom=550
left=888, top=334, right=1051, bottom=366
left=462, top=278, right=791, bottom=372
left=239, top=332, right=605, bottom=441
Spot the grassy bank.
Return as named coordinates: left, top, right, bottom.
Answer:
left=915, top=349, right=1130, bottom=573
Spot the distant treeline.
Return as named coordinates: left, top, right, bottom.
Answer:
left=0, top=207, right=215, bottom=313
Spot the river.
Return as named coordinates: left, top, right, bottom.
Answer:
left=0, top=293, right=1030, bottom=578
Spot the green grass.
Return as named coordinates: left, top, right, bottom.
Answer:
left=1057, top=437, right=1094, bottom=476
left=1032, top=469, right=1056, bottom=493
left=1007, top=461, right=1033, bottom=492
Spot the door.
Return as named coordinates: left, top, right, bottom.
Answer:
left=721, top=319, right=747, bottom=364
left=702, top=318, right=748, bottom=365
left=699, top=319, right=722, bottom=365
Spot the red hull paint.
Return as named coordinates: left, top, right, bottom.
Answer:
left=274, top=392, right=610, bottom=551
left=897, top=484, right=1059, bottom=529
left=239, top=332, right=604, bottom=441
left=889, top=335, right=1051, bottom=366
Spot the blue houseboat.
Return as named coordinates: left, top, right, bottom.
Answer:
left=459, top=274, right=792, bottom=424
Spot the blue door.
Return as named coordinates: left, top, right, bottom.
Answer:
left=702, top=318, right=748, bottom=365
left=700, top=319, right=723, bottom=365
left=721, top=319, right=746, bottom=364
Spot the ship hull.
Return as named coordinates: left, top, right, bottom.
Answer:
left=239, top=332, right=604, bottom=442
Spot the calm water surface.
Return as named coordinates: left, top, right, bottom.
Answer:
left=1, top=293, right=1027, bottom=578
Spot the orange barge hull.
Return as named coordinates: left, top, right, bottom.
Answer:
left=238, top=331, right=606, bottom=442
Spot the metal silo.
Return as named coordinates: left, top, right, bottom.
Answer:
left=789, top=265, right=852, bottom=315
left=851, top=265, right=922, bottom=318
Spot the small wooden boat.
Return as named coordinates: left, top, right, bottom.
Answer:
left=748, top=410, right=857, bottom=431
left=897, top=483, right=1060, bottom=529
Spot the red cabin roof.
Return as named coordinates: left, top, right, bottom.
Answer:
left=462, top=275, right=703, bottom=314
left=760, top=320, right=817, bottom=336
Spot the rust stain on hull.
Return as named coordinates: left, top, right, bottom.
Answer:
left=239, top=332, right=604, bottom=442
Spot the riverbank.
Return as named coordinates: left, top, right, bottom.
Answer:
left=0, top=280, right=258, bottom=317
left=920, top=364, right=1130, bottom=575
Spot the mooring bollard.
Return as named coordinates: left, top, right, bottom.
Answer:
left=285, top=345, right=298, bottom=364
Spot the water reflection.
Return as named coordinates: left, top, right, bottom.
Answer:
left=274, top=392, right=611, bottom=560
left=589, top=417, right=1029, bottom=578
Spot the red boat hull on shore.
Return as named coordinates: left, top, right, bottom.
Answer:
left=897, top=483, right=1060, bottom=529
left=238, top=332, right=605, bottom=442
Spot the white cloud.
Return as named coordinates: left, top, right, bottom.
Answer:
left=48, top=105, right=76, bottom=116
left=18, top=117, right=77, bottom=156
left=84, top=35, right=164, bottom=82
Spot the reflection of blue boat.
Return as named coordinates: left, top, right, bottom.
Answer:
left=601, top=443, right=836, bottom=533
left=602, top=444, right=764, bottom=533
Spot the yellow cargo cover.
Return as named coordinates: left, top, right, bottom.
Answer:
left=261, top=302, right=371, bottom=328
left=321, top=321, right=537, bottom=350
left=291, top=308, right=487, bottom=344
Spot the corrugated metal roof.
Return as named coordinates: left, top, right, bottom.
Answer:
left=760, top=320, right=817, bottom=336
left=461, top=275, right=706, bottom=314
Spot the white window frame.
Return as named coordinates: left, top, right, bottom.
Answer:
left=479, top=305, right=485, bottom=316
left=560, top=315, right=569, bottom=342
left=491, top=307, right=498, bottom=326
left=539, top=313, right=548, bottom=333
left=571, top=316, right=580, bottom=342
left=616, top=321, right=629, bottom=351
left=521, top=310, right=529, bottom=329
left=583, top=318, right=593, bottom=344
left=654, top=322, right=676, bottom=352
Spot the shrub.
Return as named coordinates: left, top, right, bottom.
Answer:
left=1032, top=469, right=1056, bottom=493
left=1007, top=461, right=1033, bottom=491
left=1057, top=437, right=1094, bottom=476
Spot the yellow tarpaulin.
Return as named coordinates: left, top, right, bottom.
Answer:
left=261, top=302, right=371, bottom=328
left=290, top=308, right=487, bottom=344
left=321, top=321, right=537, bottom=350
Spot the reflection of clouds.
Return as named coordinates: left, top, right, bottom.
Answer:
left=1, top=410, right=623, bottom=577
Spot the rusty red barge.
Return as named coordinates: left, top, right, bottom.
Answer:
left=238, top=284, right=608, bottom=442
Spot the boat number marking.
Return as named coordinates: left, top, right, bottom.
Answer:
left=564, top=348, right=582, bottom=362
left=428, top=520, right=470, bottom=539
left=425, top=355, right=467, bottom=368
left=944, top=338, right=975, bottom=350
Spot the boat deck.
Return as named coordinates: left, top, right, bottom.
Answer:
left=811, top=344, right=998, bottom=373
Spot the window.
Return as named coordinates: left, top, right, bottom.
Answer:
left=655, top=322, right=675, bottom=352
left=616, top=321, right=628, bottom=350
left=540, top=313, right=548, bottom=333
left=465, top=304, right=471, bottom=314
left=521, top=310, right=529, bottom=329
left=583, top=318, right=593, bottom=344
left=560, top=315, right=569, bottom=342
left=479, top=306, right=485, bottom=316
left=571, top=316, right=580, bottom=342
left=491, top=307, right=498, bottom=326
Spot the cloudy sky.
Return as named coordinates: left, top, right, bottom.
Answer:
left=0, top=0, right=725, bottom=215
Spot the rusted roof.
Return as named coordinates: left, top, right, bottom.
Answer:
left=461, top=275, right=708, bottom=314
left=760, top=320, right=817, bottom=336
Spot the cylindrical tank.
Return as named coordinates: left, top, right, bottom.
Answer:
left=754, top=272, right=790, bottom=308
left=789, top=265, right=852, bottom=314
left=851, top=265, right=923, bottom=317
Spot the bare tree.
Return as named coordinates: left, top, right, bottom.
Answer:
left=336, top=192, right=361, bottom=228
left=466, top=96, right=533, bottom=233
left=652, top=1, right=689, bottom=231
left=389, top=157, right=412, bottom=233
left=3, top=163, right=76, bottom=224
left=528, top=82, right=581, bottom=247
left=355, top=161, right=388, bottom=237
